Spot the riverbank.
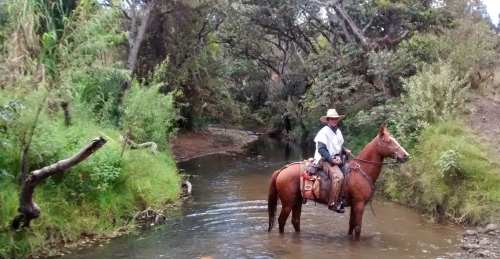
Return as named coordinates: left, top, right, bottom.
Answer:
left=456, top=224, right=500, bottom=258
left=27, top=127, right=260, bottom=258
left=380, top=94, right=500, bottom=258
left=0, top=116, right=182, bottom=259
left=455, top=95, right=500, bottom=258
left=170, top=127, right=261, bottom=162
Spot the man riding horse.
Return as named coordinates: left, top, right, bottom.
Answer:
left=314, top=109, right=351, bottom=213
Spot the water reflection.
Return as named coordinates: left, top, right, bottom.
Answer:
left=61, top=136, right=461, bottom=259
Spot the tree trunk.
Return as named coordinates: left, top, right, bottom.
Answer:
left=126, top=0, right=158, bottom=73
left=371, top=73, right=385, bottom=92
left=118, top=0, right=159, bottom=104
left=12, top=137, right=107, bottom=229
left=313, top=0, right=395, bottom=94
left=328, top=3, right=372, bottom=52
left=60, top=101, right=71, bottom=126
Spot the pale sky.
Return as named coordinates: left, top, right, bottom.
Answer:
left=484, top=0, right=500, bottom=25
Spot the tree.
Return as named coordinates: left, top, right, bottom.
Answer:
left=310, top=0, right=451, bottom=95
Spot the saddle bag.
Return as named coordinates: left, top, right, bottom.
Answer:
left=299, top=160, right=321, bottom=200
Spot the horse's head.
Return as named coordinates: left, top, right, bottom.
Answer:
left=377, top=125, right=410, bottom=163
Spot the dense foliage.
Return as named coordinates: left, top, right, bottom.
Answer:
left=1, top=0, right=500, bottom=257
left=0, top=1, right=180, bottom=258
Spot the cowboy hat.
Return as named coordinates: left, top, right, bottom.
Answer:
left=320, top=109, right=345, bottom=123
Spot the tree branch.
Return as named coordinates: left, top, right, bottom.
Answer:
left=363, top=13, right=376, bottom=33
left=158, top=8, right=175, bottom=19
left=12, top=137, right=107, bottom=229
left=122, top=10, right=131, bottom=20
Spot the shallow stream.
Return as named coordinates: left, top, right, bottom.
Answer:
left=62, top=137, right=462, bottom=259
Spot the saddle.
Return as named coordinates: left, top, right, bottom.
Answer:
left=299, top=157, right=351, bottom=205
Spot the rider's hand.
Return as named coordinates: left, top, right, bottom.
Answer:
left=331, top=159, right=340, bottom=165
left=345, top=149, right=352, bottom=156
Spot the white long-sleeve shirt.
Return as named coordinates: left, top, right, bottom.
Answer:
left=313, top=125, right=344, bottom=165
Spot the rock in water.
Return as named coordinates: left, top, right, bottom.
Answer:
left=484, top=224, right=498, bottom=233
left=463, top=230, right=477, bottom=236
left=182, top=180, right=192, bottom=196
left=461, top=244, right=480, bottom=250
left=478, top=238, right=490, bottom=246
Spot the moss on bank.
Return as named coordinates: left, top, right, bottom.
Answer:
left=382, top=121, right=500, bottom=225
left=0, top=113, right=181, bottom=259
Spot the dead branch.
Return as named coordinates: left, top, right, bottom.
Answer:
left=60, top=101, right=71, bottom=126
left=12, top=137, right=107, bottom=229
left=17, top=95, right=47, bottom=180
left=119, top=135, right=157, bottom=155
left=132, top=207, right=166, bottom=227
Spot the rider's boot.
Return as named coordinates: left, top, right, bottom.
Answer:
left=334, top=194, right=345, bottom=213
left=327, top=179, right=344, bottom=213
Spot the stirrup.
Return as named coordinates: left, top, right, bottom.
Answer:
left=334, top=201, right=345, bottom=213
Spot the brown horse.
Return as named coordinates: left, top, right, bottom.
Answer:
left=267, top=124, right=410, bottom=241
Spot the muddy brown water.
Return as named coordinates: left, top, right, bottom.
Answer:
left=61, top=137, right=463, bottom=259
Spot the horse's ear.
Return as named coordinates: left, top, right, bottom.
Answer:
left=379, top=124, right=390, bottom=140
left=379, top=124, right=386, bottom=136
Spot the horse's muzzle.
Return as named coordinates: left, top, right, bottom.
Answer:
left=398, top=153, right=410, bottom=163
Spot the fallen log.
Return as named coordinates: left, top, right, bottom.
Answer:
left=12, top=136, right=107, bottom=229
left=119, top=135, right=157, bottom=155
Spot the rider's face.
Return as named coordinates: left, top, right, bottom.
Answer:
left=327, top=118, right=339, bottom=126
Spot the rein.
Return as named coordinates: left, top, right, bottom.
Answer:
left=353, top=157, right=398, bottom=165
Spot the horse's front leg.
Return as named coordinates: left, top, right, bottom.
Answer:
left=353, top=202, right=365, bottom=241
left=348, top=205, right=355, bottom=236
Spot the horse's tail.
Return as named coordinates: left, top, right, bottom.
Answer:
left=268, top=169, right=281, bottom=232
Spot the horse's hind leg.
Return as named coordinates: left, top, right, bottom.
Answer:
left=278, top=206, right=292, bottom=233
left=348, top=205, right=355, bottom=236
left=291, top=197, right=303, bottom=232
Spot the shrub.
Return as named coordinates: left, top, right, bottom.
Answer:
left=356, top=61, right=470, bottom=148
left=121, top=82, right=178, bottom=147
left=382, top=122, right=500, bottom=225
left=402, top=61, right=469, bottom=127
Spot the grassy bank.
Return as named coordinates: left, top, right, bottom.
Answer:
left=382, top=121, right=500, bottom=225
left=0, top=110, right=181, bottom=258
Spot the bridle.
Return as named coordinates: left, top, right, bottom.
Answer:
left=348, top=136, right=407, bottom=216
left=352, top=136, right=403, bottom=165
left=348, top=136, right=406, bottom=191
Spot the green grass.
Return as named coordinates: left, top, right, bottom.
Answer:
left=382, top=121, right=500, bottom=225
left=0, top=110, right=181, bottom=259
